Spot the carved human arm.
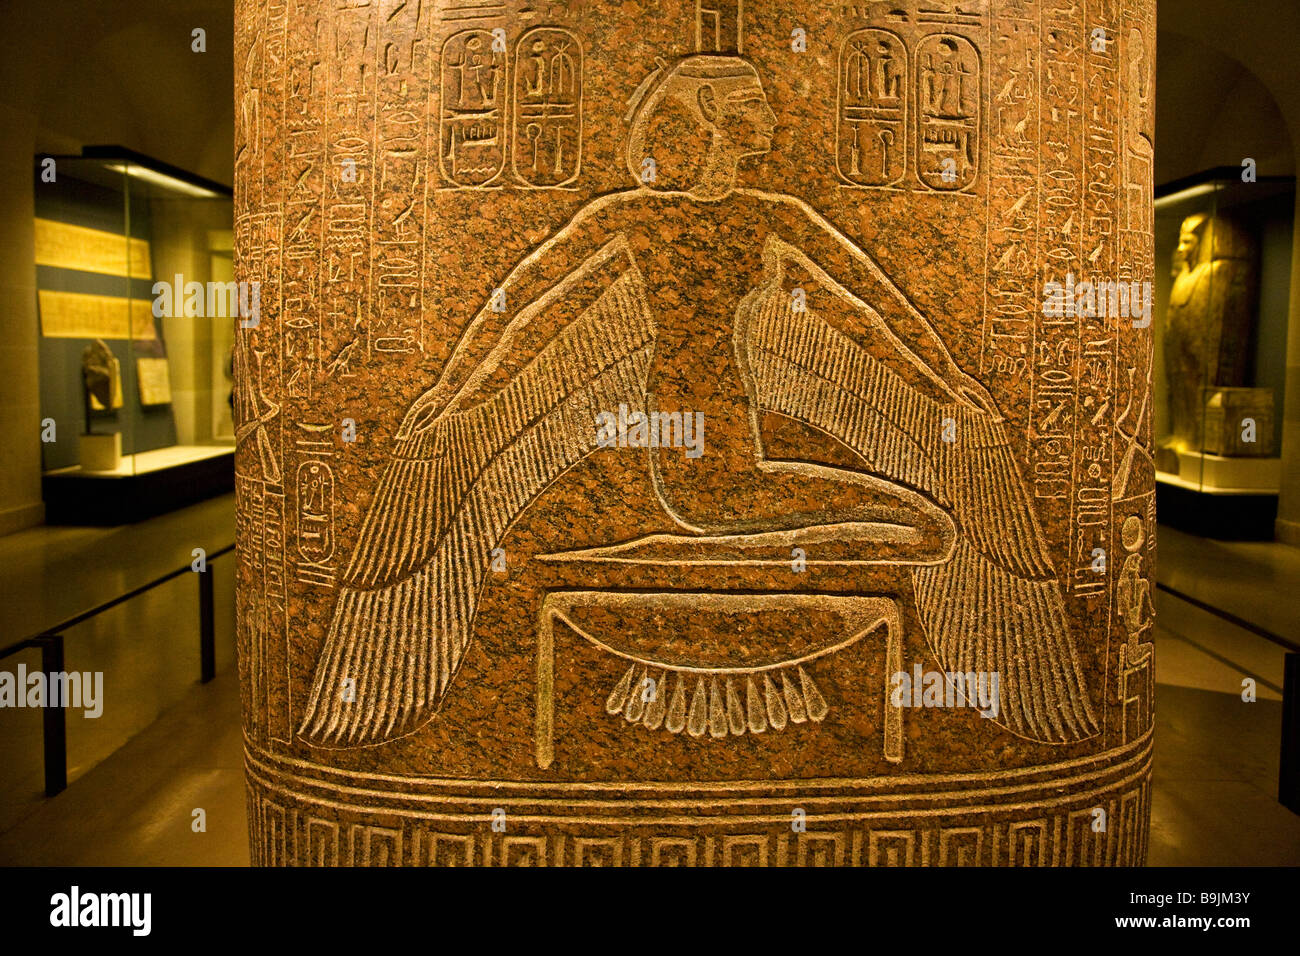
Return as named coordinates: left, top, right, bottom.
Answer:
left=398, top=193, right=625, bottom=438
left=753, top=190, right=1000, bottom=419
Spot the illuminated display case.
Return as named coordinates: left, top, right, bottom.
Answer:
left=1152, top=167, right=1294, bottom=538
left=35, top=147, right=235, bottom=524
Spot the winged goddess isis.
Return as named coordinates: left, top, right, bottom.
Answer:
left=297, top=53, right=1099, bottom=750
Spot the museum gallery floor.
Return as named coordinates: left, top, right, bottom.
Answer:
left=233, top=0, right=1156, bottom=866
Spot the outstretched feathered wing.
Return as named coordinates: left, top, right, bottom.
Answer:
left=298, top=237, right=656, bottom=746
left=739, top=246, right=1100, bottom=744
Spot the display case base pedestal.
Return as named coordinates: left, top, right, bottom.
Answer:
left=1155, top=473, right=1279, bottom=540
left=42, top=445, right=234, bottom=525
left=78, top=432, right=122, bottom=472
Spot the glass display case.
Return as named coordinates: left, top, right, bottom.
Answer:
left=1152, top=167, right=1294, bottom=538
left=34, top=147, right=235, bottom=524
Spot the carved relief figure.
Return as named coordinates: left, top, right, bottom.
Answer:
left=233, top=331, right=282, bottom=484
left=1163, top=212, right=1258, bottom=454
left=298, top=52, right=1098, bottom=750
left=1116, top=515, right=1154, bottom=743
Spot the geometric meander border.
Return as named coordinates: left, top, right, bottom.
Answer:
left=248, top=792, right=1151, bottom=866
left=246, top=735, right=1152, bottom=867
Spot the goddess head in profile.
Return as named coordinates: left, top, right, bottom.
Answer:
left=624, top=55, right=777, bottom=197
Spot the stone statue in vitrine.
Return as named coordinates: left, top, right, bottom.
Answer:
left=81, top=338, right=120, bottom=415
left=1164, top=212, right=1257, bottom=454
left=79, top=338, right=122, bottom=472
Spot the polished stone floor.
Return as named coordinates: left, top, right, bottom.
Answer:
left=1147, top=527, right=1300, bottom=865
left=0, top=500, right=1296, bottom=865
left=0, top=493, right=237, bottom=839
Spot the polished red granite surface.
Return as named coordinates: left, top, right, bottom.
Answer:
left=234, top=0, right=1156, bottom=865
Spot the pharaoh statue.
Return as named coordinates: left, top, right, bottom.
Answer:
left=1163, top=212, right=1257, bottom=453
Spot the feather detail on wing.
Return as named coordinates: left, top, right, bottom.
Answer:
left=298, top=238, right=656, bottom=746
left=739, top=268, right=1100, bottom=744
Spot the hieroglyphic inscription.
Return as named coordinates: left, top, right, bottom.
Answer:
left=296, top=461, right=334, bottom=563
left=1115, top=514, right=1154, bottom=744
left=294, top=422, right=337, bottom=588
left=980, top=1, right=1038, bottom=389
left=370, top=0, right=430, bottom=355
left=836, top=29, right=908, bottom=186
left=915, top=33, right=980, bottom=190
left=234, top=0, right=290, bottom=746
left=440, top=23, right=587, bottom=192
left=280, top=5, right=324, bottom=407
left=836, top=3, right=983, bottom=193
left=1072, top=0, right=1121, bottom=600
left=237, top=475, right=288, bottom=743
left=262, top=488, right=287, bottom=738
left=513, top=28, right=583, bottom=188
left=1109, top=0, right=1156, bottom=743
left=1030, top=1, right=1084, bottom=566
left=318, top=3, right=374, bottom=379
left=440, top=29, right=508, bottom=186
left=237, top=475, right=266, bottom=739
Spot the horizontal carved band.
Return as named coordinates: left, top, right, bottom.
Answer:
left=245, top=733, right=1152, bottom=866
